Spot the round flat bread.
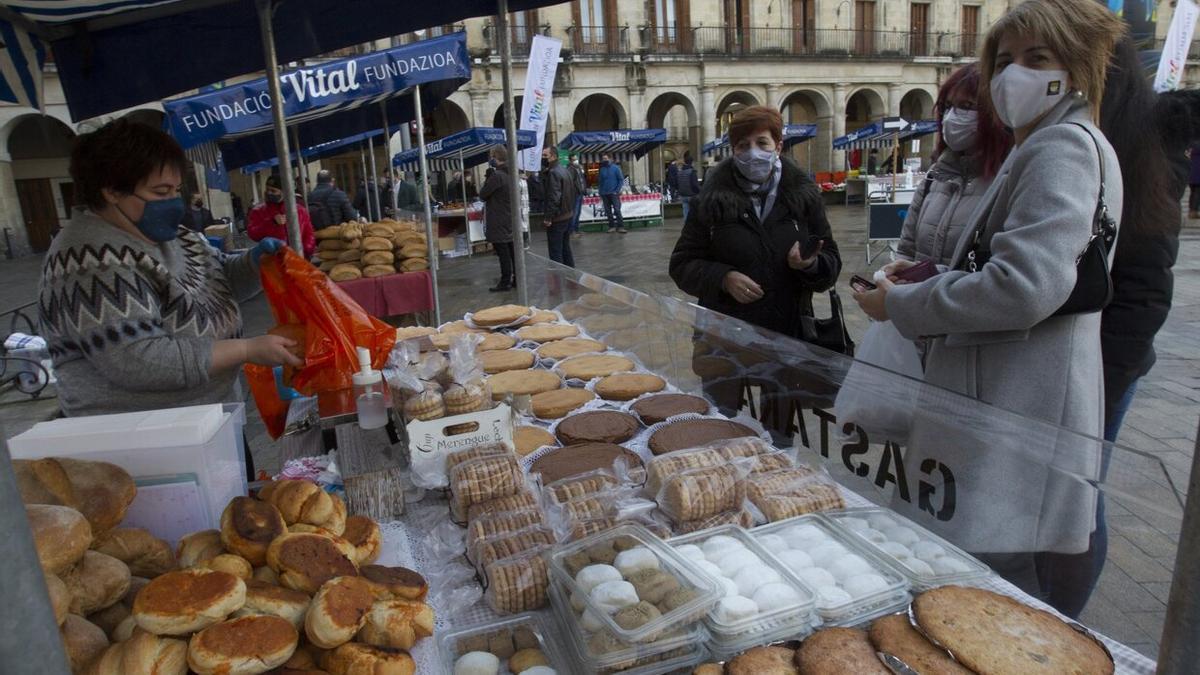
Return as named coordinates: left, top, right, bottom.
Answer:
left=795, top=627, right=890, bottom=674
left=692, top=355, right=738, bottom=379
left=531, top=388, right=596, bottom=419
left=477, top=332, right=518, bottom=352
left=525, top=309, right=561, bottom=325
left=630, top=394, right=711, bottom=425
left=912, top=586, right=1114, bottom=675
left=395, top=326, right=437, bottom=341
left=726, top=645, right=798, bottom=675
left=529, top=443, right=643, bottom=484
left=516, top=323, right=580, bottom=343
left=472, top=304, right=531, bottom=327
left=559, top=355, right=636, bottom=381
left=487, top=369, right=562, bottom=400
left=647, top=418, right=757, bottom=456
left=481, top=349, right=537, bottom=374
left=868, top=614, right=972, bottom=675
left=431, top=329, right=488, bottom=351
left=555, top=410, right=640, bottom=445
left=514, top=426, right=557, bottom=456
left=537, top=338, right=608, bottom=361
left=440, top=320, right=481, bottom=335
left=594, top=373, right=666, bottom=401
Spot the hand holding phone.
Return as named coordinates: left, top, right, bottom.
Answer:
left=800, top=235, right=823, bottom=259
left=893, top=259, right=939, bottom=283
left=850, top=274, right=877, bottom=293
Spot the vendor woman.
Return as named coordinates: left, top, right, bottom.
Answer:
left=38, top=118, right=302, bottom=419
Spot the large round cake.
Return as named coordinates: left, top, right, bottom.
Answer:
left=647, top=418, right=757, bottom=456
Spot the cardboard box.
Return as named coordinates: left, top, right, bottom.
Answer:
left=438, top=235, right=457, bottom=252
left=407, top=402, right=513, bottom=489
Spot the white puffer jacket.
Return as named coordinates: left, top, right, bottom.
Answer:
left=897, top=150, right=993, bottom=266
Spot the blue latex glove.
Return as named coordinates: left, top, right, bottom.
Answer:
left=251, top=237, right=286, bottom=265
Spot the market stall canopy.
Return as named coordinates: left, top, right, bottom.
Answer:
left=702, top=123, right=818, bottom=159
left=558, top=129, right=668, bottom=163
left=392, top=127, right=537, bottom=171
left=238, top=129, right=384, bottom=175
left=833, top=118, right=940, bottom=150
left=0, top=0, right=564, bottom=117
left=162, top=32, right=469, bottom=170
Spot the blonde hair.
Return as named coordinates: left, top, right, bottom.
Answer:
left=980, top=0, right=1126, bottom=122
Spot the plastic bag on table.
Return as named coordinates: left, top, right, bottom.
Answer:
left=657, top=460, right=754, bottom=523
left=541, top=468, right=622, bottom=507
left=465, top=489, right=541, bottom=525
left=445, top=333, right=493, bottom=415
left=832, top=320, right=923, bottom=444
left=745, top=465, right=846, bottom=522
left=247, top=248, right=397, bottom=438
left=483, top=545, right=552, bottom=614
left=468, top=524, right=557, bottom=573
left=466, top=508, right=547, bottom=553
left=673, top=506, right=757, bottom=534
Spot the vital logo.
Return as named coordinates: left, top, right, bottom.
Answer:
left=281, top=61, right=362, bottom=103
left=610, top=131, right=631, bottom=142
left=1046, top=80, right=1062, bottom=96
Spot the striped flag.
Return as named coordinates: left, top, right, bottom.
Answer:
left=0, top=18, right=46, bottom=107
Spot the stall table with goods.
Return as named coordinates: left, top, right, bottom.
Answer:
left=577, top=193, right=664, bottom=231
left=6, top=254, right=1175, bottom=675
left=559, top=129, right=668, bottom=233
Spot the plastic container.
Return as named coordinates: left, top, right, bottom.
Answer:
left=437, top=611, right=570, bottom=675
left=750, top=514, right=911, bottom=627
left=668, top=525, right=817, bottom=652
left=547, top=576, right=711, bottom=675
left=821, top=507, right=991, bottom=590
left=546, top=522, right=722, bottom=644
left=8, top=403, right=246, bottom=536
left=353, top=346, right=388, bottom=429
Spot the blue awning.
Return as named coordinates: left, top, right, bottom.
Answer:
left=703, top=124, right=817, bottom=158
left=162, top=33, right=469, bottom=170
left=393, top=127, right=537, bottom=171
left=239, top=129, right=385, bottom=175
left=558, top=129, right=668, bottom=162
left=833, top=119, right=939, bottom=150
left=0, top=0, right=565, bottom=117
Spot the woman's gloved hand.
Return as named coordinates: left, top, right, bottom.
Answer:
left=251, top=237, right=286, bottom=264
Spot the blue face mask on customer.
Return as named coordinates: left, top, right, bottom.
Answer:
left=121, top=194, right=184, bottom=242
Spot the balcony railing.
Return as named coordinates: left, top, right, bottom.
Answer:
left=483, top=22, right=543, bottom=58
left=684, top=27, right=973, bottom=59
left=569, top=25, right=631, bottom=56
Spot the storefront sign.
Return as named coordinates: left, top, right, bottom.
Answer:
left=517, top=35, right=562, bottom=172
left=579, top=194, right=663, bottom=223
left=1155, top=0, right=1199, bottom=92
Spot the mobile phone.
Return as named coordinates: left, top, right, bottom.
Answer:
left=799, top=235, right=823, bottom=259
left=894, top=259, right=939, bottom=283
left=850, top=274, right=877, bottom=292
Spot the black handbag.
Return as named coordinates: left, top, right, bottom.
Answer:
left=801, top=290, right=855, bottom=356
left=962, top=123, right=1117, bottom=316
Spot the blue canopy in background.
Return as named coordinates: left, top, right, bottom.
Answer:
left=238, top=129, right=385, bottom=175
left=163, top=33, right=470, bottom=170
left=703, top=124, right=818, bottom=158
left=393, top=127, right=537, bottom=172
left=559, top=129, right=668, bottom=162
left=833, top=119, right=939, bottom=150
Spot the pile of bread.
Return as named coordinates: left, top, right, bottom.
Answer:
left=314, top=219, right=430, bottom=281
left=17, top=457, right=433, bottom=675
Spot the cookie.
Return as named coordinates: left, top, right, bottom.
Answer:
left=473, top=527, right=556, bottom=571
left=465, top=491, right=540, bottom=523
left=674, top=507, right=756, bottom=534
left=530, top=388, right=596, bottom=419
left=868, top=613, right=972, bottom=675
left=727, top=645, right=798, bottom=674
left=794, top=627, right=890, bottom=674
left=559, top=355, right=636, bottom=380
left=545, top=474, right=617, bottom=505
left=536, top=338, right=608, bottom=361
left=647, top=418, right=758, bottom=456
left=515, top=323, right=580, bottom=343
left=481, top=349, right=537, bottom=374
left=661, top=465, right=745, bottom=522
left=513, top=426, right=557, bottom=457
left=555, top=410, right=640, bottom=445
left=472, top=304, right=531, bottom=327
left=444, top=383, right=488, bottom=416
left=594, top=373, right=667, bottom=401
left=529, top=443, right=643, bottom=484
left=645, top=447, right=725, bottom=496
left=487, top=369, right=563, bottom=400
left=477, top=332, right=519, bottom=352
left=467, top=510, right=545, bottom=552
left=630, top=393, right=711, bottom=425
left=449, top=455, right=525, bottom=516
left=485, top=548, right=550, bottom=614
left=403, top=388, right=445, bottom=421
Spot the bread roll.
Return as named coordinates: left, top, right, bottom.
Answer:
left=358, top=565, right=427, bottom=602
left=399, top=243, right=427, bottom=259
left=199, top=553, right=253, bottom=580
left=318, top=250, right=343, bottom=261
left=261, top=480, right=335, bottom=528
left=27, top=504, right=92, bottom=575
left=340, top=223, right=364, bottom=241
left=362, top=237, right=392, bottom=252
left=266, top=533, right=359, bottom=595
left=361, top=264, right=393, bottom=278
left=221, top=496, right=287, bottom=567
left=330, top=265, right=362, bottom=282
left=91, top=528, right=176, bottom=578
left=87, top=602, right=130, bottom=640
left=111, top=616, right=137, bottom=643
left=282, top=643, right=322, bottom=669
left=233, top=580, right=311, bottom=631
left=83, top=641, right=124, bottom=675
left=337, top=249, right=363, bottom=263
left=133, top=569, right=246, bottom=636
left=315, top=226, right=342, bottom=240
left=400, top=258, right=428, bottom=272
left=318, top=238, right=348, bottom=251
left=285, top=525, right=357, bottom=561
left=321, top=642, right=415, bottom=675
left=60, top=615, right=108, bottom=675
left=322, top=495, right=347, bottom=536
left=253, top=566, right=280, bottom=585
left=355, top=599, right=434, bottom=650
left=187, top=615, right=298, bottom=675
left=305, top=576, right=376, bottom=649
left=362, top=250, right=394, bottom=266
left=56, top=459, right=137, bottom=534
left=14, top=458, right=79, bottom=509
left=46, top=572, right=71, bottom=626
left=176, top=530, right=224, bottom=568
left=116, top=629, right=187, bottom=675
left=365, top=224, right=394, bottom=239
left=61, top=550, right=132, bottom=615
left=341, top=516, right=382, bottom=566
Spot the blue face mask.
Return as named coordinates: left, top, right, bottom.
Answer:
left=121, top=194, right=184, bottom=242
left=266, top=192, right=283, bottom=204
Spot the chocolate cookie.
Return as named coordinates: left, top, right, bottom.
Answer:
left=630, top=393, right=711, bottom=425
left=555, top=410, right=640, bottom=445
left=528, top=443, right=643, bottom=484
left=647, top=418, right=758, bottom=456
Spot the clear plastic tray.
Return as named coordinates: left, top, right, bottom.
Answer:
left=668, top=525, right=817, bottom=646
left=436, top=611, right=570, bottom=675
left=750, top=514, right=912, bottom=626
left=820, top=507, right=991, bottom=590
left=546, top=522, right=722, bottom=644
left=547, top=575, right=710, bottom=675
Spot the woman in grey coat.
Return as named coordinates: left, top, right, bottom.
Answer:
left=852, top=0, right=1126, bottom=611
left=479, top=146, right=515, bottom=292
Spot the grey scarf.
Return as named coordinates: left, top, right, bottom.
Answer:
left=734, top=156, right=784, bottom=222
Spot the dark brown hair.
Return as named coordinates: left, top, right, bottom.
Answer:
left=728, top=105, right=783, bottom=148
left=70, top=118, right=187, bottom=210
left=934, top=63, right=1013, bottom=178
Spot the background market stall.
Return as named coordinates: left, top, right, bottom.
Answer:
left=558, top=128, right=668, bottom=231
left=702, top=123, right=818, bottom=163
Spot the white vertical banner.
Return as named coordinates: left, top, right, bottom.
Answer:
left=1156, top=0, right=1200, bottom=92
left=517, top=35, right=562, bottom=172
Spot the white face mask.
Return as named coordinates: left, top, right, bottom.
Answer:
left=989, top=63, right=1069, bottom=130
left=941, top=107, right=979, bottom=152
left=734, top=146, right=777, bottom=184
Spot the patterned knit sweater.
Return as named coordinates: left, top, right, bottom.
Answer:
left=38, top=209, right=261, bottom=417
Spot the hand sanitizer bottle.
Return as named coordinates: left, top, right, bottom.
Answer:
left=353, top=346, right=387, bottom=430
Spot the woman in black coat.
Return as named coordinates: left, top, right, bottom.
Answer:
left=479, top=146, right=516, bottom=293
left=670, top=106, right=842, bottom=436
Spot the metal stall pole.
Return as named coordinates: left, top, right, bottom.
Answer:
left=496, top=0, right=528, bottom=305
left=255, top=0, right=301, bottom=252
left=1157, top=415, right=1200, bottom=673
left=413, top=84, right=442, bottom=324
left=290, top=126, right=309, bottom=204
left=460, top=148, right=471, bottom=257
left=367, top=133, right=381, bottom=222
left=359, top=144, right=371, bottom=221
left=381, top=103, right=395, bottom=216
left=251, top=171, right=261, bottom=205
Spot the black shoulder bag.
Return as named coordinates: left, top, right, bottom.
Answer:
left=962, top=123, right=1117, bottom=316
left=801, top=290, right=855, bottom=356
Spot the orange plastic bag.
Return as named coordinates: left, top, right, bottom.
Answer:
left=245, top=249, right=397, bottom=438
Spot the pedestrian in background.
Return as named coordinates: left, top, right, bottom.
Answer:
left=308, top=170, right=357, bottom=228
left=676, top=152, right=701, bottom=223
left=248, top=175, right=316, bottom=258
left=541, top=147, right=578, bottom=267
left=480, top=146, right=516, bottom=292
left=666, top=158, right=679, bottom=202
left=598, top=153, right=627, bottom=233
left=568, top=153, right=587, bottom=237
left=181, top=191, right=219, bottom=233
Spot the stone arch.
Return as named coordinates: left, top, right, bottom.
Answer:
left=715, top=89, right=761, bottom=137
left=646, top=91, right=699, bottom=184
left=429, top=98, right=470, bottom=139
left=899, top=88, right=936, bottom=122
left=6, top=113, right=77, bottom=253
left=572, top=92, right=628, bottom=131
left=845, top=87, right=885, bottom=131
left=780, top=89, right=832, bottom=173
